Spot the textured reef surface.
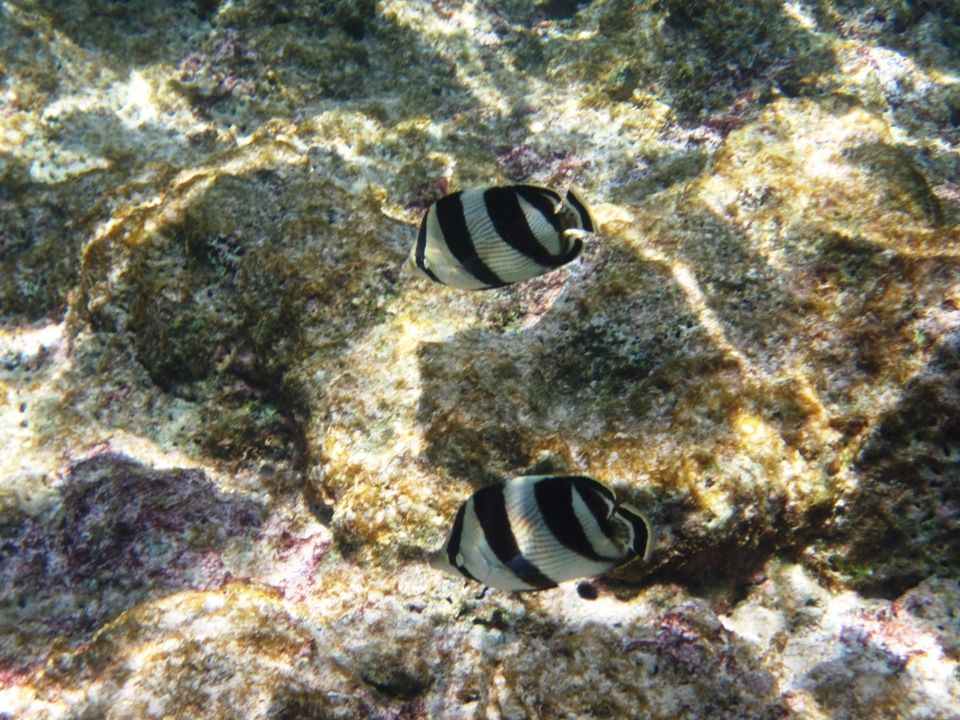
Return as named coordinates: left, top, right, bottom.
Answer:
left=1, top=1, right=959, bottom=717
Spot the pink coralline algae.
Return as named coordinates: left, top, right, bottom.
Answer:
left=0, top=452, right=265, bottom=673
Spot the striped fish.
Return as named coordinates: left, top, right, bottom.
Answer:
left=404, top=184, right=596, bottom=290
left=432, top=475, right=653, bottom=592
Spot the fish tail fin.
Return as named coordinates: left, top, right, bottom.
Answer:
left=616, top=504, right=655, bottom=562
left=565, top=185, right=597, bottom=234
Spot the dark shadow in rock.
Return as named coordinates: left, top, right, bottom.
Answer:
left=624, top=203, right=958, bottom=599
left=633, top=515, right=795, bottom=608
left=842, top=141, right=946, bottom=226
left=0, top=452, right=266, bottom=675
left=654, top=204, right=814, bottom=374
left=415, top=244, right=710, bottom=488
left=665, top=197, right=959, bottom=421
left=66, top=152, right=410, bottom=471
left=821, top=332, right=960, bottom=599
left=607, top=150, right=711, bottom=206
left=16, top=0, right=217, bottom=66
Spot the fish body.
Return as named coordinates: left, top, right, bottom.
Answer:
left=405, top=184, right=596, bottom=290
left=433, top=475, right=653, bottom=591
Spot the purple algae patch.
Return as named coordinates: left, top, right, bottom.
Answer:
left=0, top=452, right=264, bottom=675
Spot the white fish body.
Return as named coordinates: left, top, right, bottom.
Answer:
left=433, top=475, right=653, bottom=592
left=405, top=184, right=597, bottom=290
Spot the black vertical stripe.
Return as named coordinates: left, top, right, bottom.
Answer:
left=434, top=192, right=507, bottom=288
left=447, top=504, right=478, bottom=581
left=564, top=189, right=594, bottom=232
left=534, top=477, right=620, bottom=562
left=472, top=484, right=556, bottom=589
left=561, top=236, right=584, bottom=264
left=415, top=211, right=442, bottom=283
left=485, top=187, right=567, bottom=268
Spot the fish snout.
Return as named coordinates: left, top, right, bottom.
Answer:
left=402, top=254, right=421, bottom=276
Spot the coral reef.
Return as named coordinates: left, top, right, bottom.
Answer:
left=1, top=0, right=959, bottom=717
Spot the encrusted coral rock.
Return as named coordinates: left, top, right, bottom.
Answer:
left=2, top=0, right=959, bottom=717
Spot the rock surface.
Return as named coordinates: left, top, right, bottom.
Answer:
left=2, top=1, right=959, bottom=718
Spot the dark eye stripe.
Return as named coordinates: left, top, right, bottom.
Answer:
left=434, top=192, right=507, bottom=288
left=484, top=187, right=566, bottom=268
left=534, top=477, right=619, bottom=562
left=472, top=484, right=556, bottom=589
left=564, top=190, right=594, bottom=233
left=615, top=505, right=651, bottom=559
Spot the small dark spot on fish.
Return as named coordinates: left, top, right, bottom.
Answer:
left=577, top=581, right=598, bottom=600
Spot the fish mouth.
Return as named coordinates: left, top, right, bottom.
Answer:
left=427, top=548, right=449, bottom=570
left=403, top=254, right=433, bottom=281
